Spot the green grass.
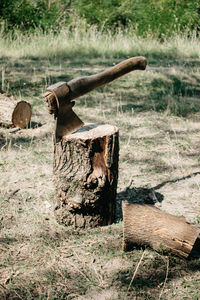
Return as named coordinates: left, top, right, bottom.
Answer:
left=0, top=29, right=200, bottom=299
left=0, top=27, right=200, bottom=60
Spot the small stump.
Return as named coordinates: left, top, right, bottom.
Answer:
left=54, top=123, right=119, bottom=228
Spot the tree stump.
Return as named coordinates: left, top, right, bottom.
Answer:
left=54, top=123, right=119, bottom=228
left=0, top=93, right=32, bottom=128
left=122, top=202, right=200, bottom=258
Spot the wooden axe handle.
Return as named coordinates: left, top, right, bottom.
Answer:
left=67, top=56, right=147, bottom=100
left=44, top=56, right=147, bottom=116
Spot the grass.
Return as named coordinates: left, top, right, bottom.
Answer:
left=0, top=28, right=200, bottom=299
left=0, top=26, right=200, bottom=60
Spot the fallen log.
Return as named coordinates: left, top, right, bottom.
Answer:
left=54, top=123, right=119, bottom=228
left=122, top=201, right=200, bottom=258
left=0, top=93, right=32, bottom=128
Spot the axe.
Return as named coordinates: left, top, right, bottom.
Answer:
left=44, top=56, right=147, bottom=141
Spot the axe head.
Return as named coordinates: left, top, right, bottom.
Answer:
left=44, top=82, right=84, bottom=140
left=56, top=102, right=84, bottom=141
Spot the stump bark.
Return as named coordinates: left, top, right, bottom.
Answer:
left=0, top=93, right=32, bottom=128
left=54, top=123, right=119, bottom=228
left=123, top=202, right=200, bottom=258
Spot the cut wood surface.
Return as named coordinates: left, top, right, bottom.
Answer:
left=123, top=202, right=200, bottom=258
left=0, top=93, right=32, bottom=128
left=54, top=123, right=119, bottom=228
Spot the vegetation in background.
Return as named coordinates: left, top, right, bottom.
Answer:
left=73, top=0, right=200, bottom=37
left=0, top=0, right=200, bottom=38
left=0, top=25, right=200, bottom=60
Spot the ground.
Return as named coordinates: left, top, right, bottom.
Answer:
left=0, top=56, right=200, bottom=299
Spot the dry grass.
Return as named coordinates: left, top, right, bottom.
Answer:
left=0, top=36, right=200, bottom=299
left=0, top=27, right=200, bottom=60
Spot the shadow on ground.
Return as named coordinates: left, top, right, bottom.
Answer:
left=0, top=121, right=49, bottom=149
left=0, top=225, right=200, bottom=300
left=115, top=254, right=200, bottom=298
left=116, top=171, right=200, bottom=221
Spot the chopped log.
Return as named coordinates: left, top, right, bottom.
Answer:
left=122, top=202, right=200, bottom=258
left=0, top=93, right=32, bottom=128
left=54, top=123, right=119, bottom=228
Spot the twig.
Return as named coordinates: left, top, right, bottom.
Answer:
left=67, top=253, right=90, bottom=282
left=1, top=66, right=5, bottom=92
left=8, top=127, right=20, bottom=133
left=0, top=283, right=8, bottom=292
left=119, top=176, right=134, bottom=194
left=128, top=250, right=146, bottom=291
left=67, top=294, right=85, bottom=300
left=158, top=258, right=169, bottom=300
left=127, top=176, right=134, bottom=190
left=5, top=189, right=20, bottom=201
left=92, top=262, right=104, bottom=287
left=13, top=289, right=24, bottom=300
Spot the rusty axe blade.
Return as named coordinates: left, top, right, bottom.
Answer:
left=55, top=102, right=84, bottom=140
